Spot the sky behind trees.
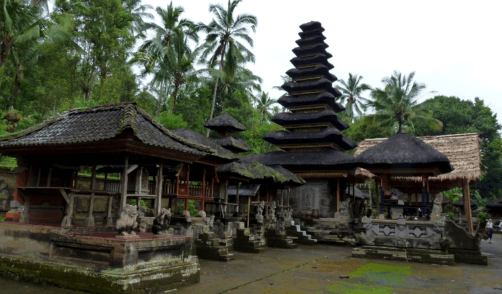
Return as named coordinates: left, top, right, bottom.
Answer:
left=144, top=0, right=502, bottom=121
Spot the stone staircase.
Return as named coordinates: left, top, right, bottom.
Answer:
left=285, top=222, right=318, bottom=245
left=233, top=228, right=266, bottom=253
left=265, top=228, right=298, bottom=249
left=195, top=231, right=235, bottom=262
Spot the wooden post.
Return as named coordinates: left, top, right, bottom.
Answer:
left=105, top=194, right=113, bottom=226
left=265, top=188, right=269, bottom=216
left=47, top=167, right=52, bottom=187
left=74, top=171, right=79, bottom=189
left=185, top=198, right=189, bottom=211
left=201, top=167, right=206, bottom=213
left=374, top=180, right=379, bottom=217
left=36, top=167, right=41, bottom=187
left=85, top=163, right=97, bottom=226
left=223, top=179, right=229, bottom=215
left=463, top=180, right=474, bottom=235
left=120, top=155, right=129, bottom=213
left=336, top=178, right=340, bottom=212
left=287, top=188, right=290, bottom=208
left=156, top=163, right=164, bottom=216
left=236, top=182, right=240, bottom=215
left=247, top=196, right=251, bottom=228
left=280, top=189, right=284, bottom=212
left=104, top=172, right=109, bottom=191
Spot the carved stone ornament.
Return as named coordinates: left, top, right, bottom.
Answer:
left=116, top=205, right=139, bottom=237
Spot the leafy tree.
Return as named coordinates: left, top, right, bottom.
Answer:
left=157, top=112, right=187, bottom=130
left=196, top=0, right=257, bottom=136
left=121, top=0, right=153, bottom=38
left=335, top=73, right=371, bottom=121
left=253, top=92, right=276, bottom=122
left=367, top=71, right=442, bottom=134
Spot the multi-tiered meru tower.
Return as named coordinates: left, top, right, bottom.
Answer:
left=241, top=21, right=358, bottom=217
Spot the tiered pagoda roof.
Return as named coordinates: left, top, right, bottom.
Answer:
left=263, top=21, right=357, bottom=156
left=205, top=113, right=251, bottom=154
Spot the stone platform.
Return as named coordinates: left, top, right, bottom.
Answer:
left=0, top=222, right=200, bottom=293
left=233, top=228, right=266, bottom=253
left=352, top=246, right=455, bottom=265
left=195, top=231, right=234, bottom=262
left=265, top=228, right=298, bottom=249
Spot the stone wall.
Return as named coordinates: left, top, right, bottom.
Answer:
left=290, top=179, right=340, bottom=218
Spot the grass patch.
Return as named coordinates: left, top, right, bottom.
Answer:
left=349, top=263, right=412, bottom=278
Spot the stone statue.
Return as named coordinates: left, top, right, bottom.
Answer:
left=206, top=215, right=215, bottom=228
left=285, top=208, right=293, bottom=221
left=430, top=194, right=443, bottom=222
left=339, top=198, right=351, bottom=217
left=116, top=205, right=139, bottom=237
left=268, top=201, right=277, bottom=222
left=152, top=208, right=172, bottom=235
left=255, top=201, right=265, bottom=224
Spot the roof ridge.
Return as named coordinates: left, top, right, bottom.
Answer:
left=360, top=133, right=480, bottom=142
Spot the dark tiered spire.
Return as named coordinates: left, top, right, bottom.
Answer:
left=265, top=21, right=357, bottom=153
left=205, top=113, right=251, bottom=154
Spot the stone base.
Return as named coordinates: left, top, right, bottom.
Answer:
left=115, top=234, right=140, bottom=239
left=195, top=232, right=234, bottom=262
left=0, top=254, right=200, bottom=294
left=265, top=228, right=298, bottom=249
left=233, top=228, right=266, bottom=253
left=449, top=248, right=488, bottom=265
left=352, top=246, right=455, bottom=265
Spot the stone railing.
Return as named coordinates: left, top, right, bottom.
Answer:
left=356, top=216, right=445, bottom=250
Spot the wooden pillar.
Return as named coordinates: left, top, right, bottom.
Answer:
left=265, top=188, right=269, bottom=215
left=336, top=178, right=340, bottom=212
left=168, top=198, right=172, bottom=209
left=104, top=172, right=109, bottom=191
left=120, top=155, right=129, bottom=213
left=185, top=198, right=189, bottom=211
left=85, top=163, right=97, bottom=226
left=201, top=167, right=206, bottom=213
left=236, top=182, right=240, bottom=215
left=247, top=196, right=251, bottom=228
left=287, top=188, right=290, bottom=208
left=223, top=179, right=229, bottom=214
left=104, top=194, right=113, bottom=226
left=463, top=180, right=474, bottom=235
left=74, top=171, right=79, bottom=189
left=36, top=167, right=41, bottom=187
left=47, top=167, right=52, bottom=187
left=374, top=180, right=379, bottom=217
left=155, top=163, right=164, bottom=216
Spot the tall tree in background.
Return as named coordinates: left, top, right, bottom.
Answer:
left=0, top=0, right=42, bottom=90
left=136, top=1, right=197, bottom=116
left=197, top=0, right=257, bottom=136
left=121, top=0, right=153, bottom=38
left=367, top=71, right=442, bottom=133
left=254, top=92, right=275, bottom=122
left=335, top=73, right=370, bottom=121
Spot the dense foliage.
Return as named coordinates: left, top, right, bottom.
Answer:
left=1, top=1, right=501, bottom=201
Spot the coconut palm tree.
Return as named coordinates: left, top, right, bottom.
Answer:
left=335, top=73, right=371, bottom=121
left=367, top=71, right=442, bottom=134
left=254, top=92, right=276, bottom=122
left=196, top=0, right=257, bottom=136
left=122, top=0, right=153, bottom=39
left=272, top=75, right=293, bottom=98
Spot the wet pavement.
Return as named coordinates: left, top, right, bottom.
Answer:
left=0, top=236, right=501, bottom=294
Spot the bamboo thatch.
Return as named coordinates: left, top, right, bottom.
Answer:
left=354, top=133, right=481, bottom=193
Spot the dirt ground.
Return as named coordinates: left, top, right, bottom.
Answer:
left=0, top=236, right=501, bottom=294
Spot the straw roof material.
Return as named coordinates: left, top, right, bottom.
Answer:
left=354, top=133, right=481, bottom=191
left=486, top=199, right=502, bottom=209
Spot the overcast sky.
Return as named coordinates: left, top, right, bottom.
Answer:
left=143, top=0, right=502, bottom=123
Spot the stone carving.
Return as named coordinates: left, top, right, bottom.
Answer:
left=255, top=201, right=265, bottom=224
left=152, top=208, right=172, bottom=235
left=285, top=209, right=293, bottom=221
left=302, top=189, right=314, bottom=210
left=268, top=201, right=277, bottom=222
left=197, top=211, right=207, bottom=218
left=339, top=198, right=351, bottom=217
left=442, top=220, right=486, bottom=251
left=429, top=194, right=443, bottom=222
left=355, top=216, right=376, bottom=245
left=116, top=205, right=139, bottom=237
left=206, top=215, right=215, bottom=228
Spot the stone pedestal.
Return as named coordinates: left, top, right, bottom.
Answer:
left=233, top=228, right=266, bottom=253
left=264, top=227, right=298, bottom=249
left=285, top=221, right=317, bottom=245
left=195, top=231, right=234, bottom=262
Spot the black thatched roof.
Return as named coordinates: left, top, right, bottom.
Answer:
left=292, top=43, right=329, bottom=57
left=286, top=66, right=337, bottom=82
left=295, top=35, right=326, bottom=47
left=299, top=21, right=323, bottom=31
left=290, top=54, right=333, bottom=69
left=263, top=129, right=357, bottom=151
left=171, top=129, right=238, bottom=162
left=345, top=187, right=370, bottom=200
left=228, top=184, right=261, bottom=197
left=216, top=162, right=305, bottom=186
left=355, top=133, right=454, bottom=175
left=299, top=28, right=325, bottom=38
left=282, top=79, right=342, bottom=97
left=209, top=136, right=251, bottom=153
left=453, top=197, right=478, bottom=209
left=271, top=110, right=349, bottom=131
left=240, top=149, right=356, bottom=171
left=204, top=113, right=246, bottom=134
left=0, top=103, right=211, bottom=157
left=486, top=199, right=502, bottom=209
left=278, top=93, right=345, bottom=113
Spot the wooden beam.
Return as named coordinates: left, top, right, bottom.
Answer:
left=126, top=164, right=138, bottom=175
left=46, top=167, right=52, bottom=187
left=59, top=188, right=70, bottom=204
left=463, top=180, right=474, bottom=235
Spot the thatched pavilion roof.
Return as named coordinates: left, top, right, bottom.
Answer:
left=354, top=133, right=481, bottom=193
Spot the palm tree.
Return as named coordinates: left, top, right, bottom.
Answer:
left=335, top=73, right=371, bottom=121
left=196, top=0, right=257, bottom=136
left=122, top=0, right=153, bottom=39
left=134, top=1, right=198, bottom=117
left=0, top=0, right=43, bottom=87
left=254, top=92, right=276, bottom=122
left=367, top=71, right=442, bottom=134
left=272, top=75, right=293, bottom=98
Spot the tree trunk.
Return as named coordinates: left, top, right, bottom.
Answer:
left=12, top=60, right=22, bottom=107
left=0, top=35, right=13, bottom=89
left=156, top=81, right=164, bottom=118
left=206, top=41, right=227, bottom=137
left=171, top=83, right=180, bottom=113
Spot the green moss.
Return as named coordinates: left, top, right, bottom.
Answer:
left=349, top=263, right=412, bottom=278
